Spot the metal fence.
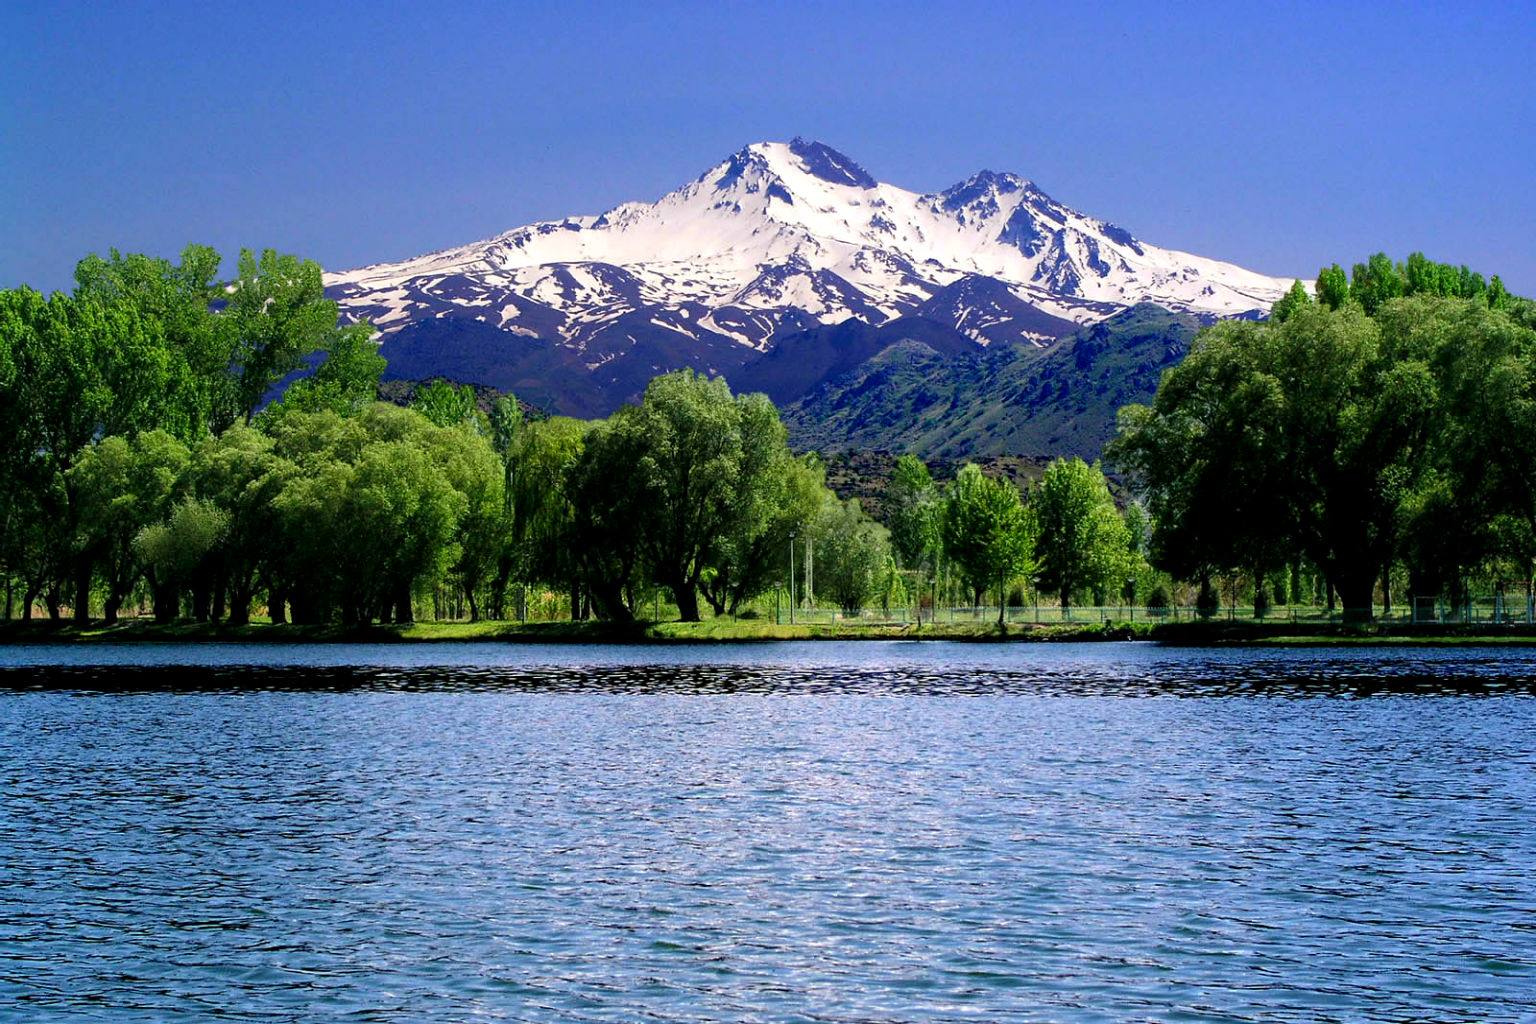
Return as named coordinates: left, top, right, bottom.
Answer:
left=773, top=597, right=1536, bottom=627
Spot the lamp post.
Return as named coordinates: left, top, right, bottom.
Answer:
left=788, top=531, right=796, bottom=625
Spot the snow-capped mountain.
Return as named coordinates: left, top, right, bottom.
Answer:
left=327, top=139, right=1294, bottom=415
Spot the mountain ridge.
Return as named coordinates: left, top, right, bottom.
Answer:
left=326, top=140, right=1293, bottom=417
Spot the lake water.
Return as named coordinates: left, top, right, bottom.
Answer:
left=1, top=642, right=1533, bottom=1022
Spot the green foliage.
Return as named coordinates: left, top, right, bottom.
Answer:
left=189, top=426, right=293, bottom=624
left=1315, top=264, right=1349, bottom=311
left=1032, top=457, right=1131, bottom=609
left=73, top=244, right=224, bottom=439
left=504, top=415, right=586, bottom=607
left=410, top=379, right=479, bottom=429
left=1349, top=252, right=1404, bottom=316
left=221, top=249, right=338, bottom=429
left=1270, top=279, right=1312, bottom=323
left=886, top=454, right=940, bottom=572
left=584, top=369, right=797, bottom=621
left=69, top=430, right=191, bottom=622
left=942, top=464, right=1037, bottom=620
left=273, top=322, right=385, bottom=418
left=134, top=498, right=229, bottom=623
left=812, top=497, right=891, bottom=614
left=1114, top=284, right=1535, bottom=621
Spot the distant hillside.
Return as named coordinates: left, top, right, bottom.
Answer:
left=781, top=304, right=1201, bottom=460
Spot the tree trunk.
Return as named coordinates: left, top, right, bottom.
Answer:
left=1338, top=577, right=1375, bottom=624
left=490, top=556, right=511, bottom=620
left=588, top=581, right=635, bottom=622
left=393, top=580, right=414, bottom=624
left=153, top=580, right=178, bottom=624
left=673, top=581, right=701, bottom=622
left=227, top=582, right=253, bottom=627
left=191, top=578, right=210, bottom=623
left=73, top=560, right=91, bottom=625
left=268, top=585, right=287, bottom=625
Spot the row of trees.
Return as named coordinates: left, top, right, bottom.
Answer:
left=883, top=454, right=1142, bottom=624
left=0, top=243, right=1153, bottom=626
left=1114, top=253, right=1536, bottom=621
left=0, top=246, right=386, bottom=622
left=25, top=242, right=1526, bottom=629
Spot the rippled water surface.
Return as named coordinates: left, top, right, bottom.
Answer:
left=2, top=642, right=1533, bottom=1022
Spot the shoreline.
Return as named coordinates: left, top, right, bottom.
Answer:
left=6, top=619, right=1536, bottom=647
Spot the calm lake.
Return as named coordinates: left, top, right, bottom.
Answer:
left=1, top=642, right=1533, bottom=1022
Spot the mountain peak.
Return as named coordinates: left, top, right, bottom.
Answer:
left=327, top=143, right=1297, bottom=417
left=937, top=169, right=1034, bottom=211
left=785, top=138, right=878, bottom=189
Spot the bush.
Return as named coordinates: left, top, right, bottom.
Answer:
left=1196, top=579, right=1220, bottom=619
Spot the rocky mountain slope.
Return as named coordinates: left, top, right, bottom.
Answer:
left=781, top=304, right=1203, bottom=460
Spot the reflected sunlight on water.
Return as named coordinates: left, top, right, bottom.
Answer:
left=1, top=643, right=1533, bottom=1022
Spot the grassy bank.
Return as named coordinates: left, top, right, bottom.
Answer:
left=6, top=616, right=1536, bottom=646
left=0, top=617, right=1142, bottom=645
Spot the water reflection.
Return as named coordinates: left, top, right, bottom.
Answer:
left=4, top=646, right=1536, bottom=696
left=2, top=643, right=1533, bottom=1022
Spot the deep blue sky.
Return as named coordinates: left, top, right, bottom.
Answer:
left=4, top=0, right=1533, bottom=295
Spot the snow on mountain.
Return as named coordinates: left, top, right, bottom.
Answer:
left=327, top=139, right=1295, bottom=413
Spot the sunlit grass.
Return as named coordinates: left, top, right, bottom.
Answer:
left=7, top=615, right=1536, bottom=645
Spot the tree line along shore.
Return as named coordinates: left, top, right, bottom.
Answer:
left=0, top=246, right=1531, bottom=633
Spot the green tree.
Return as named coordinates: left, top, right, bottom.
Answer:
left=1316, top=263, right=1350, bottom=311
left=566, top=417, right=650, bottom=620
left=886, top=454, right=940, bottom=572
left=73, top=244, right=224, bottom=439
left=697, top=395, right=820, bottom=617
left=1401, top=295, right=1536, bottom=593
left=273, top=322, right=385, bottom=417
left=221, top=249, right=338, bottom=430
left=417, top=417, right=510, bottom=621
left=502, top=415, right=586, bottom=619
left=1032, top=457, right=1131, bottom=610
left=941, top=464, right=1037, bottom=623
left=812, top=497, right=891, bottom=615
left=1115, top=300, right=1441, bottom=621
left=1349, top=252, right=1405, bottom=316
left=134, top=499, right=229, bottom=623
left=604, top=370, right=788, bottom=621
left=68, top=431, right=191, bottom=624
left=1270, top=279, right=1312, bottom=323
left=410, top=379, right=479, bottom=429
left=190, top=427, right=294, bottom=625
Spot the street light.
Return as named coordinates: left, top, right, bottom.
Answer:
left=788, top=531, right=796, bottom=625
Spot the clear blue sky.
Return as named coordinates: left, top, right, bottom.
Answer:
left=3, top=0, right=1533, bottom=295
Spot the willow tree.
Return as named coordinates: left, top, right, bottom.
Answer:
left=1114, top=302, right=1439, bottom=622
left=597, top=370, right=793, bottom=621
